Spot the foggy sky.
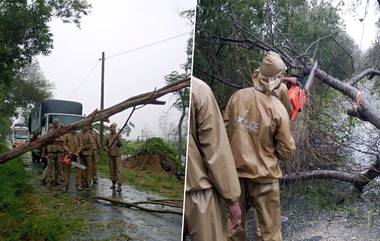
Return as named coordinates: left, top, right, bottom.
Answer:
left=37, top=0, right=195, bottom=139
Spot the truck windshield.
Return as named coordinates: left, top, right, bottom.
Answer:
left=14, top=130, right=28, bottom=139
left=49, top=115, right=83, bottom=126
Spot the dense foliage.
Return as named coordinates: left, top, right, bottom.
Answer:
left=193, top=0, right=378, bottom=174
left=0, top=0, right=91, bottom=141
left=193, top=0, right=357, bottom=107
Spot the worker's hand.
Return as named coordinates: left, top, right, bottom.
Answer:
left=281, top=76, right=298, bottom=85
left=228, top=201, right=242, bottom=231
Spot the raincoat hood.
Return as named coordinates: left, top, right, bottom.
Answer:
left=253, top=51, right=287, bottom=93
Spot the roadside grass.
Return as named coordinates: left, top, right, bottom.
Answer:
left=97, top=151, right=184, bottom=199
left=0, top=143, right=87, bottom=241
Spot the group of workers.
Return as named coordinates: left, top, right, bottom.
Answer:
left=41, top=121, right=123, bottom=192
left=185, top=51, right=297, bottom=241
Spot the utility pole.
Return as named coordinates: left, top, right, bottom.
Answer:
left=100, top=52, right=105, bottom=148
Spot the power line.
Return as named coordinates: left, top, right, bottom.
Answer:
left=67, top=31, right=191, bottom=98
left=68, top=60, right=100, bottom=99
left=107, top=31, right=191, bottom=60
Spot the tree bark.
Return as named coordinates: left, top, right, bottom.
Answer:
left=312, top=67, right=380, bottom=129
left=0, top=77, right=190, bottom=164
left=281, top=170, right=361, bottom=184
left=177, top=90, right=187, bottom=163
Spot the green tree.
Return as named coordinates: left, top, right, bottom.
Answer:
left=0, top=0, right=90, bottom=140
left=193, top=0, right=356, bottom=106
left=164, top=9, right=194, bottom=162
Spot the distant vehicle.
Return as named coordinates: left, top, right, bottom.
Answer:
left=11, top=123, right=29, bottom=148
left=28, top=99, right=84, bottom=163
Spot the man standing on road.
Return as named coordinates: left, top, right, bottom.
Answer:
left=225, top=51, right=296, bottom=241
left=79, top=125, right=95, bottom=188
left=62, top=129, right=82, bottom=191
left=89, top=125, right=100, bottom=184
left=105, top=123, right=123, bottom=192
left=42, top=120, right=64, bottom=186
left=184, top=77, right=242, bottom=241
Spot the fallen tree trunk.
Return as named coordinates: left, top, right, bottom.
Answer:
left=282, top=156, right=380, bottom=193
left=97, top=196, right=183, bottom=215
left=0, top=77, right=190, bottom=164
left=281, top=170, right=362, bottom=184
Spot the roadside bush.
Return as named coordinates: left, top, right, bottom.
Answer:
left=124, top=137, right=184, bottom=175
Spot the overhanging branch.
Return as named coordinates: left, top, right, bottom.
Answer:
left=347, top=68, right=380, bottom=85
left=0, top=77, right=190, bottom=164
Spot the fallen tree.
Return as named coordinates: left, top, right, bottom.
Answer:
left=198, top=13, right=380, bottom=191
left=0, top=77, right=190, bottom=164
left=282, top=154, right=380, bottom=193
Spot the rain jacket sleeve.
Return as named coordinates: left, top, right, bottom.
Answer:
left=189, top=78, right=241, bottom=202
left=274, top=106, right=296, bottom=160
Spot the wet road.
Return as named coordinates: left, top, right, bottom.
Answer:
left=25, top=156, right=182, bottom=241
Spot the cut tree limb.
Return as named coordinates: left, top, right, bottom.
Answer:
left=312, top=67, right=380, bottom=129
left=97, top=196, right=183, bottom=215
left=0, top=77, right=190, bottom=164
left=281, top=170, right=361, bottom=184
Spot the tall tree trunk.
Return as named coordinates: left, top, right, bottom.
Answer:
left=177, top=91, right=186, bottom=162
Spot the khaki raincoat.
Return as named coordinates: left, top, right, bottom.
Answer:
left=224, top=87, right=296, bottom=183
left=185, top=77, right=241, bottom=241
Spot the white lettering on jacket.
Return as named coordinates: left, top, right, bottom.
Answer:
left=234, top=116, right=259, bottom=133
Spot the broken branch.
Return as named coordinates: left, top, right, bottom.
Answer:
left=347, top=68, right=380, bottom=85
left=0, top=77, right=190, bottom=164
left=97, top=196, right=183, bottom=215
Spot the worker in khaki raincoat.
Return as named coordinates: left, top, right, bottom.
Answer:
left=62, top=129, right=82, bottom=191
left=105, top=123, right=123, bottom=192
left=184, top=77, right=242, bottom=241
left=225, top=51, right=296, bottom=241
left=252, top=68, right=292, bottom=117
left=79, top=125, right=95, bottom=188
left=42, top=120, right=64, bottom=186
left=89, top=125, right=100, bottom=184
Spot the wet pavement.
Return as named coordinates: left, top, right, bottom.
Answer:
left=24, top=156, right=182, bottom=241
left=75, top=177, right=182, bottom=241
left=245, top=185, right=380, bottom=241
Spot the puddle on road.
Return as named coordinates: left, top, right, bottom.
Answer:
left=25, top=156, right=182, bottom=241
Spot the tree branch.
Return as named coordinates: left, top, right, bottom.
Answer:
left=281, top=169, right=361, bottom=184
left=199, top=68, right=245, bottom=89
left=312, top=67, right=380, bottom=129
left=282, top=155, right=380, bottom=194
left=97, top=196, right=183, bottom=215
left=0, top=77, right=190, bottom=164
left=347, top=68, right=380, bottom=85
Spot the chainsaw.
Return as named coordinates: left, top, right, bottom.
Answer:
left=286, top=61, right=318, bottom=120
left=62, top=154, right=86, bottom=170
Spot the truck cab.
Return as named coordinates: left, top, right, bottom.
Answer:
left=29, top=99, right=84, bottom=163
left=40, top=113, right=83, bottom=135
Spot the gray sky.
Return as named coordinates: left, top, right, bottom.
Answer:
left=338, top=0, right=379, bottom=50
left=37, top=0, right=195, bottom=139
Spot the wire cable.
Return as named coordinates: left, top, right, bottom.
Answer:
left=68, top=60, right=100, bottom=98
left=106, top=32, right=191, bottom=60
left=67, top=31, right=191, bottom=98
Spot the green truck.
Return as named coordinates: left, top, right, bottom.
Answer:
left=28, top=99, right=84, bottom=163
